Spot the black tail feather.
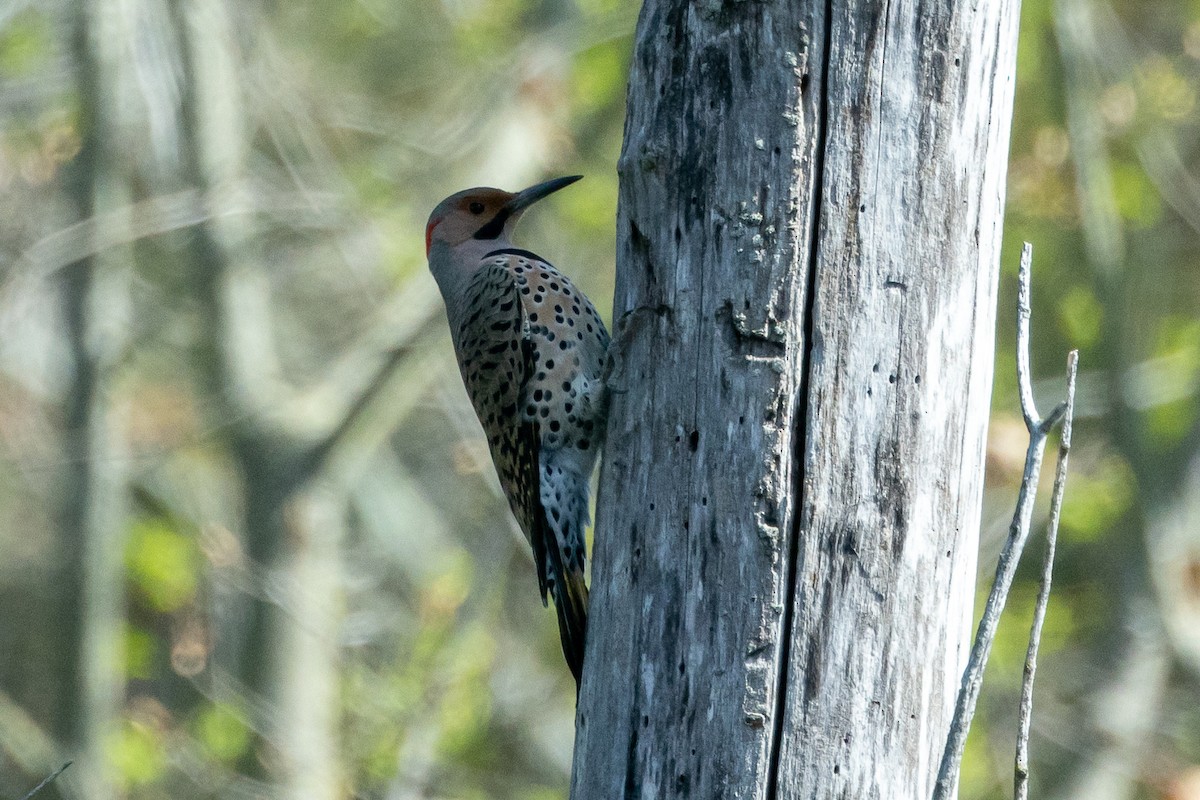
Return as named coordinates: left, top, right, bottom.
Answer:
left=540, top=510, right=588, bottom=692
left=551, top=565, right=589, bottom=693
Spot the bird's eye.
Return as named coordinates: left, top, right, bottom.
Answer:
left=469, top=201, right=485, bottom=214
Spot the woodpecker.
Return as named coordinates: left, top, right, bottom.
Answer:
left=425, top=175, right=609, bottom=688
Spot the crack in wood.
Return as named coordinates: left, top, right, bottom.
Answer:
left=764, top=1, right=834, bottom=798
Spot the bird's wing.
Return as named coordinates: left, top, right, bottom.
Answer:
left=459, top=254, right=590, bottom=687
left=455, top=260, right=550, bottom=601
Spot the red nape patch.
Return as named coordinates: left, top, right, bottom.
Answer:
left=425, top=219, right=439, bottom=256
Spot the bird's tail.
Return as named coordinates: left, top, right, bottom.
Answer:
left=537, top=459, right=592, bottom=691
left=549, top=555, right=588, bottom=692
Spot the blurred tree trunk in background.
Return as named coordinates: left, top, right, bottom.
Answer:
left=574, top=1, right=1019, bottom=797
left=53, top=1, right=127, bottom=798
left=166, top=1, right=420, bottom=792
left=167, top=0, right=343, bottom=792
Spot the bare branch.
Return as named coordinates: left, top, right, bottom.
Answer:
left=281, top=277, right=442, bottom=449
left=933, top=243, right=1073, bottom=800
left=1015, top=243, right=1039, bottom=430
left=19, top=762, right=72, bottom=800
left=0, top=189, right=346, bottom=312
left=1014, top=350, right=1077, bottom=800
left=299, top=344, right=411, bottom=479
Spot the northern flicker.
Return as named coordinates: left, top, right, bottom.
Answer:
left=425, top=175, right=609, bottom=688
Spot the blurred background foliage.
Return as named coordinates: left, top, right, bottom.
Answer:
left=0, top=0, right=1197, bottom=798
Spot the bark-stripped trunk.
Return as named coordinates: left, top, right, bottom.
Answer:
left=574, top=1, right=1019, bottom=797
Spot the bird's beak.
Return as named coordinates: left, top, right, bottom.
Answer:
left=504, top=175, right=583, bottom=214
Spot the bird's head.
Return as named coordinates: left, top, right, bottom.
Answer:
left=424, top=175, right=582, bottom=257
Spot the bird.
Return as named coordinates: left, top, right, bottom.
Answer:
left=425, top=175, right=609, bottom=689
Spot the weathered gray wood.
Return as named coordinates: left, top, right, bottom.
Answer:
left=572, top=1, right=1020, bottom=798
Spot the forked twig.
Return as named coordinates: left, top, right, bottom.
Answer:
left=933, top=243, right=1076, bottom=799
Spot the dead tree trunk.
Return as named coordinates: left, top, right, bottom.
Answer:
left=573, top=1, right=1019, bottom=797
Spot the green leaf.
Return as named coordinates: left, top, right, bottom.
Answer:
left=107, top=718, right=166, bottom=787
left=123, top=625, right=157, bottom=680
left=125, top=518, right=200, bottom=612
left=1061, top=456, right=1135, bottom=541
left=1111, top=159, right=1162, bottom=227
left=1057, top=286, right=1103, bottom=349
left=194, top=703, right=252, bottom=764
left=0, top=11, right=50, bottom=77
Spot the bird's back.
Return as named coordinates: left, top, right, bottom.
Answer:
left=452, top=248, right=609, bottom=539
left=452, top=249, right=608, bottom=685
